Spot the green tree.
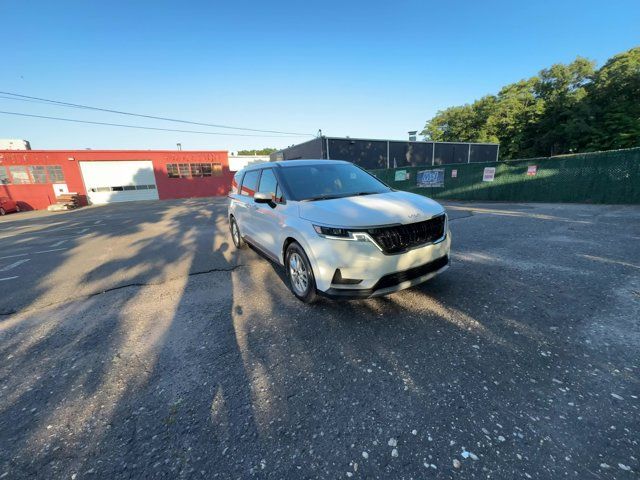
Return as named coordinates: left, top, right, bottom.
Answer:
left=421, top=47, right=640, bottom=159
left=237, top=148, right=278, bottom=155
left=583, top=47, right=640, bottom=151
left=488, top=79, right=543, bottom=158
left=528, top=57, right=595, bottom=156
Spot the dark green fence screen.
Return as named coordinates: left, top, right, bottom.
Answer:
left=369, top=148, right=640, bottom=204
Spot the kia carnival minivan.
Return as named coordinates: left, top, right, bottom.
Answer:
left=228, top=160, right=450, bottom=303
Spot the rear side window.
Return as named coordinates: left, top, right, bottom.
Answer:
left=231, top=171, right=243, bottom=194
left=240, top=170, right=260, bottom=197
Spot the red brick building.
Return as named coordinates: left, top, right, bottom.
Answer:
left=0, top=150, right=231, bottom=210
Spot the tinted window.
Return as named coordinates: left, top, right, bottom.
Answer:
left=258, top=169, right=284, bottom=203
left=240, top=170, right=260, bottom=197
left=258, top=169, right=277, bottom=194
left=231, top=171, right=242, bottom=194
left=278, top=163, right=390, bottom=201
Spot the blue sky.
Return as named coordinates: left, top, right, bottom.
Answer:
left=1, top=0, right=638, bottom=151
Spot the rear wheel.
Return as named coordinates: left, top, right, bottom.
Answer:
left=0, top=208, right=5, bottom=216
left=285, top=242, right=317, bottom=304
left=230, top=217, right=245, bottom=249
left=15, top=205, right=20, bottom=212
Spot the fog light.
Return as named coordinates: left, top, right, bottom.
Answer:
left=331, top=269, right=363, bottom=285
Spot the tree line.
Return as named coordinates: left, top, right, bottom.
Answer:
left=237, top=148, right=277, bottom=156
left=421, top=47, right=640, bottom=159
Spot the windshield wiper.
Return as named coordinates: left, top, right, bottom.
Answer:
left=302, top=191, right=380, bottom=202
left=302, top=194, right=348, bottom=202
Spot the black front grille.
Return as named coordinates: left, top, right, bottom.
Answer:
left=367, top=214, right=446, bottom=254
left=374, top=255, right=449, bottom=291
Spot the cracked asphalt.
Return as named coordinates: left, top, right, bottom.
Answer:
left=0, top=198, right=639, bottom=479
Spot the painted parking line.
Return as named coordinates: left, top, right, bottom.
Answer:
left=33, top=248, right=68, bottom=254
left=0, top=259, right=30, bottom=272
left=50, top=240, right=66, bottom=248
left=0, top=276, right=18, bottom=282
left=0, top=253, right=30, bottom=260
left=0, top=248, right=68, bottom=260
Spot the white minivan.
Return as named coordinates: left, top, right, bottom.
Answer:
left=228, top=160, right=451, bottom=303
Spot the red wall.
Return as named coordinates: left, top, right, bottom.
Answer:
left=0, top=151, right=88, bottom=210
left=150, top=151, right=232, bottom=200
left=0, top=150, right=230, bottom=210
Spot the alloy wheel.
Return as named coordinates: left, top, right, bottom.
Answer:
left=289, top=252, right=309, bottom=295
left=231, top=221, right=240, bottom=246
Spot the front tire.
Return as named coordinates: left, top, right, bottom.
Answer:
left=230, top=216, right=245, bottom=249
left=0, top=208, right=5, bottom=216
left=15, top=205, right=20, bottom=212
left=285, top=242, right=317, bottom=304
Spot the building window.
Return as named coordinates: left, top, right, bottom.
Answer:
left=47, top=165, right=65, bottom=183
left=29, top=166, right=48, bottom=184
left=9, top=166, right=31, bottom=184
left=190, top=163, right=204, bottom=177
left=167, top=164, right=180, bottom=178
left=166, top=162, right=223, bottom=178
left=0, top=167, right=10, bottom=185
left=178, top=164, right=191, bottom=178
left=201, top=164, right=212, bottom=177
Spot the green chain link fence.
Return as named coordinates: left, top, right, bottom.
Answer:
left=369, top=147, right=640, bottom=204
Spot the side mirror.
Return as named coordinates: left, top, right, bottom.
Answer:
left=254, top=192, right=272, bottom=203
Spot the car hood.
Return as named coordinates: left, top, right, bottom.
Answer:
left=298, top=191, right=445, bottom=228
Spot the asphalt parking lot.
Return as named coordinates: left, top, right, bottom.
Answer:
left=1, top=198, right=639, bottom=479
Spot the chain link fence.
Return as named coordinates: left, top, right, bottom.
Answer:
left=369, top=147, right=640, bottom=204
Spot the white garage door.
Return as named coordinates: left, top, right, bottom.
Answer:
left=80, top=161, right=159, bottom=204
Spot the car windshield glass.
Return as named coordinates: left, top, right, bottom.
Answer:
left=278, top=163, right=390, bottom=201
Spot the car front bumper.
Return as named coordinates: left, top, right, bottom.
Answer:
left=307, top=228, right=452, bottom=298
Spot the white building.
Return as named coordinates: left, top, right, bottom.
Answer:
left=227, top=153, right=270, bottom=172
left=0, top=139, right=31, bottom=150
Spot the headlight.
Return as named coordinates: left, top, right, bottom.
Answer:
left=313, top=225, right=350, bottom=238
left=312, top=225, right=376, bottom=246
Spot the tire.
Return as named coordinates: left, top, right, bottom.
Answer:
left=285, top=241, right=318, bottom=304
left=15, top=205, right=20, bottom=213
left=229, top=216, right=245, bottom=249
left=0, top=208, right=5, bottom=216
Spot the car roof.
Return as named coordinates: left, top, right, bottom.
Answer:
left=242, top=159, right=349, bottom=171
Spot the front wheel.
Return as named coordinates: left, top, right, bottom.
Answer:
left=0, top=208, right=5, bottom=216
left=230, top=217, right=245, bottom=249
left=285, top=242, right=317, bottom=304
left=15, top=205, right=20, bottom=213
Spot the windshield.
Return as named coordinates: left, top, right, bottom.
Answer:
left=278, top=163, right=391, bottom=201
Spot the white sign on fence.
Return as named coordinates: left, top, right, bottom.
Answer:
left=483, top=167, right=496, bottom=182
